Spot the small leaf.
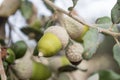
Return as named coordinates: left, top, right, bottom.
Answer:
left=111, top=1, right=120, bottom=24
left=96, top=16, right=119, bottom=32
left=20, top=0, right=33, bottom=19
left=21, top=27, right=43, bottom=41
left=72, top=0, right=79, bottom=7
left=113, top=43, right=120, bottom=67
left=43, top=0, right=55, bottom=13
left=68, top=7, right=73, bottom=11
left=99, top=70, right=120, bottom=80
left=43, top=19, right=56, bottom=30
left=58, top=65, right=78, bottom=72
left=83, top=29, right=104, bottom=59
left=96, top=16, right=112, bottom=24
left=96, top=16, right=112, bottom=29
left=68, top=0, right=78, bottom=11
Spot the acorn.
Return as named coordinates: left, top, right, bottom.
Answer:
left=65, top=40, right=84, bottom=65
left=48, top=56, right=71, bottom=72
left=59, top=14, right=89, bottom=42
left=0, top=0, right=20, bottom=17
left=38, top=26, right=69, bottom=57
left=11, top=40, right=27, bottom=59
left=11, top=53, right=51, bottom=80
left=5, top=48, right=15, bottom=64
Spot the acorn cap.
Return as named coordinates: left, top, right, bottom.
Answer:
left=66, top=41, right=84, bottom=64
left=11, top=57, right=33, bottom=79
left=63, top=16, right=84, bottom=40
left=0, top=0, right=20, bottom=17
left=45, top=26, right=69, bottom=49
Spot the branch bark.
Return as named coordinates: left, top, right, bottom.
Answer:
left=0, top=46, right=7, bottom=80
left=0, top=17, right=7, bottom=80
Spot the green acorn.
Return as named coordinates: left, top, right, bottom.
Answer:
left=66, top=41, right=84, bottom=65
left=11, top=55, right=51, bottom=80
left=11, top=40, right=27, bottom=59
left=5, top=48, right=15, bottom=64
left=38, top=26, right=69, bottom=57
left=48, top=56, right=71, bottom=72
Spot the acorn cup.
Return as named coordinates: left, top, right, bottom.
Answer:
left=11, top=50, right=52, bottom=80
left=58, top=13, right=89, bottom=42
left=65, top=40, right=84, bottom=65
left=11, top=40, right=27, bottom=59
left=37, top=26, right=69, bottom=57
left=0, top=0, right=20, bottom=17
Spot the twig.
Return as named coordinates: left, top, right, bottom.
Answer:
left=0, top=45, right=7, bottom=80
left=44, top=0, right=88, bottom=25
left=7, top=21, right=13, bottom=47
left=44, top=0, right=120, bottom=37
left=114, top=37, right=120, bottom=46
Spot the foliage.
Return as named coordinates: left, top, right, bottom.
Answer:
left=68, top=0, right=79, bottom=11
left=111, top=0, right=120, bottom=24
left=99, top=70, right=120, bottom=80
left=20, top=0, right=33, bottom=20
left=0, top=0, right=120, bottom=80
left=113, top=44, right=120, bottom=67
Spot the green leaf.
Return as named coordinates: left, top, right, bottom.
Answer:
left=83, top=29, right=104, bottom=59
left=96, top=16, right=112, bottom=29
left=99, top=70, right=120, bottom=80
left=68, top=0, right=78, bottom=11
left=113, top=43, right=120, bottom=67
left=20, top=27, right=43, bottom=41
left=72, top=0, right=79, bottom=7
left=111, top=1, right=120, bottom=24
left=68, top=7, right=73, bottom=11
left=96, top=16, right=112, bottom=24
left=43, top=19, right=56, bottom=30
left=96, top=16, right=119, bottom=32
left=20, top=0, right=33, bottom=19
left=43, top=0, right=55, bottom=13
left=97, top=35, right=115, bottom=54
